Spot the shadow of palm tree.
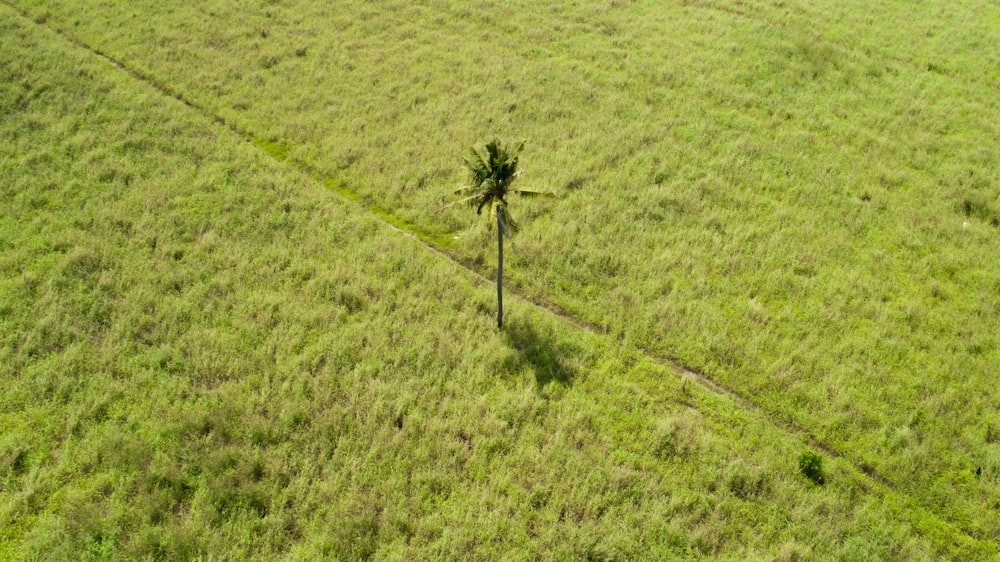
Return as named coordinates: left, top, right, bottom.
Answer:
left=503, top=319, right=576, bottom=388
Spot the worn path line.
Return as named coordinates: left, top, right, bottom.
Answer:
left=5, top=4, right=990, bottom=555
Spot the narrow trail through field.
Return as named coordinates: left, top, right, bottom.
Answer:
left=5, top=4, right=987, bottom=554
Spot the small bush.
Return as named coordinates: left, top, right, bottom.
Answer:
left=799, top=450, right=825, bottom=486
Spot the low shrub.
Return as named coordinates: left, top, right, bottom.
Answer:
left=799, top=450, right=825, bottom=486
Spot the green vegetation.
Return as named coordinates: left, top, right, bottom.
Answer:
left=2, top=0, right=998, bottom=559
left=798, top=451, right=825, bottom=487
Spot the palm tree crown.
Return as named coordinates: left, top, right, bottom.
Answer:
left=452, top=139, right=552, bottom=237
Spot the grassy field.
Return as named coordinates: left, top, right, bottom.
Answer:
left=2, top=0, right=999, bottom=559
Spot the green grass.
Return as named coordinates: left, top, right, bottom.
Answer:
left=0, top=7, right=941, bottom=560
left=15, top=0, right=997, bottom=541
left=2, top=0, right=999, bottom=559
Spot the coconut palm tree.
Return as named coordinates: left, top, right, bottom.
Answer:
left=447, top=139, right=553, bottom=328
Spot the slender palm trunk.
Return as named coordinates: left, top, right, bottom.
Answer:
left=496, top=203, right=504, bottom=329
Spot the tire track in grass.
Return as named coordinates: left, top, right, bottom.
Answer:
left=5, top=4, right=991, bottom=557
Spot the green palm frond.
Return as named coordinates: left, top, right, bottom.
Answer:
left=440, top=193, right=481, bottom=210
left=498, top=204, right=518, bottom=236
left=465, top=145, right=492, bottom=188
left=486, top=199, right=497, bottom=230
